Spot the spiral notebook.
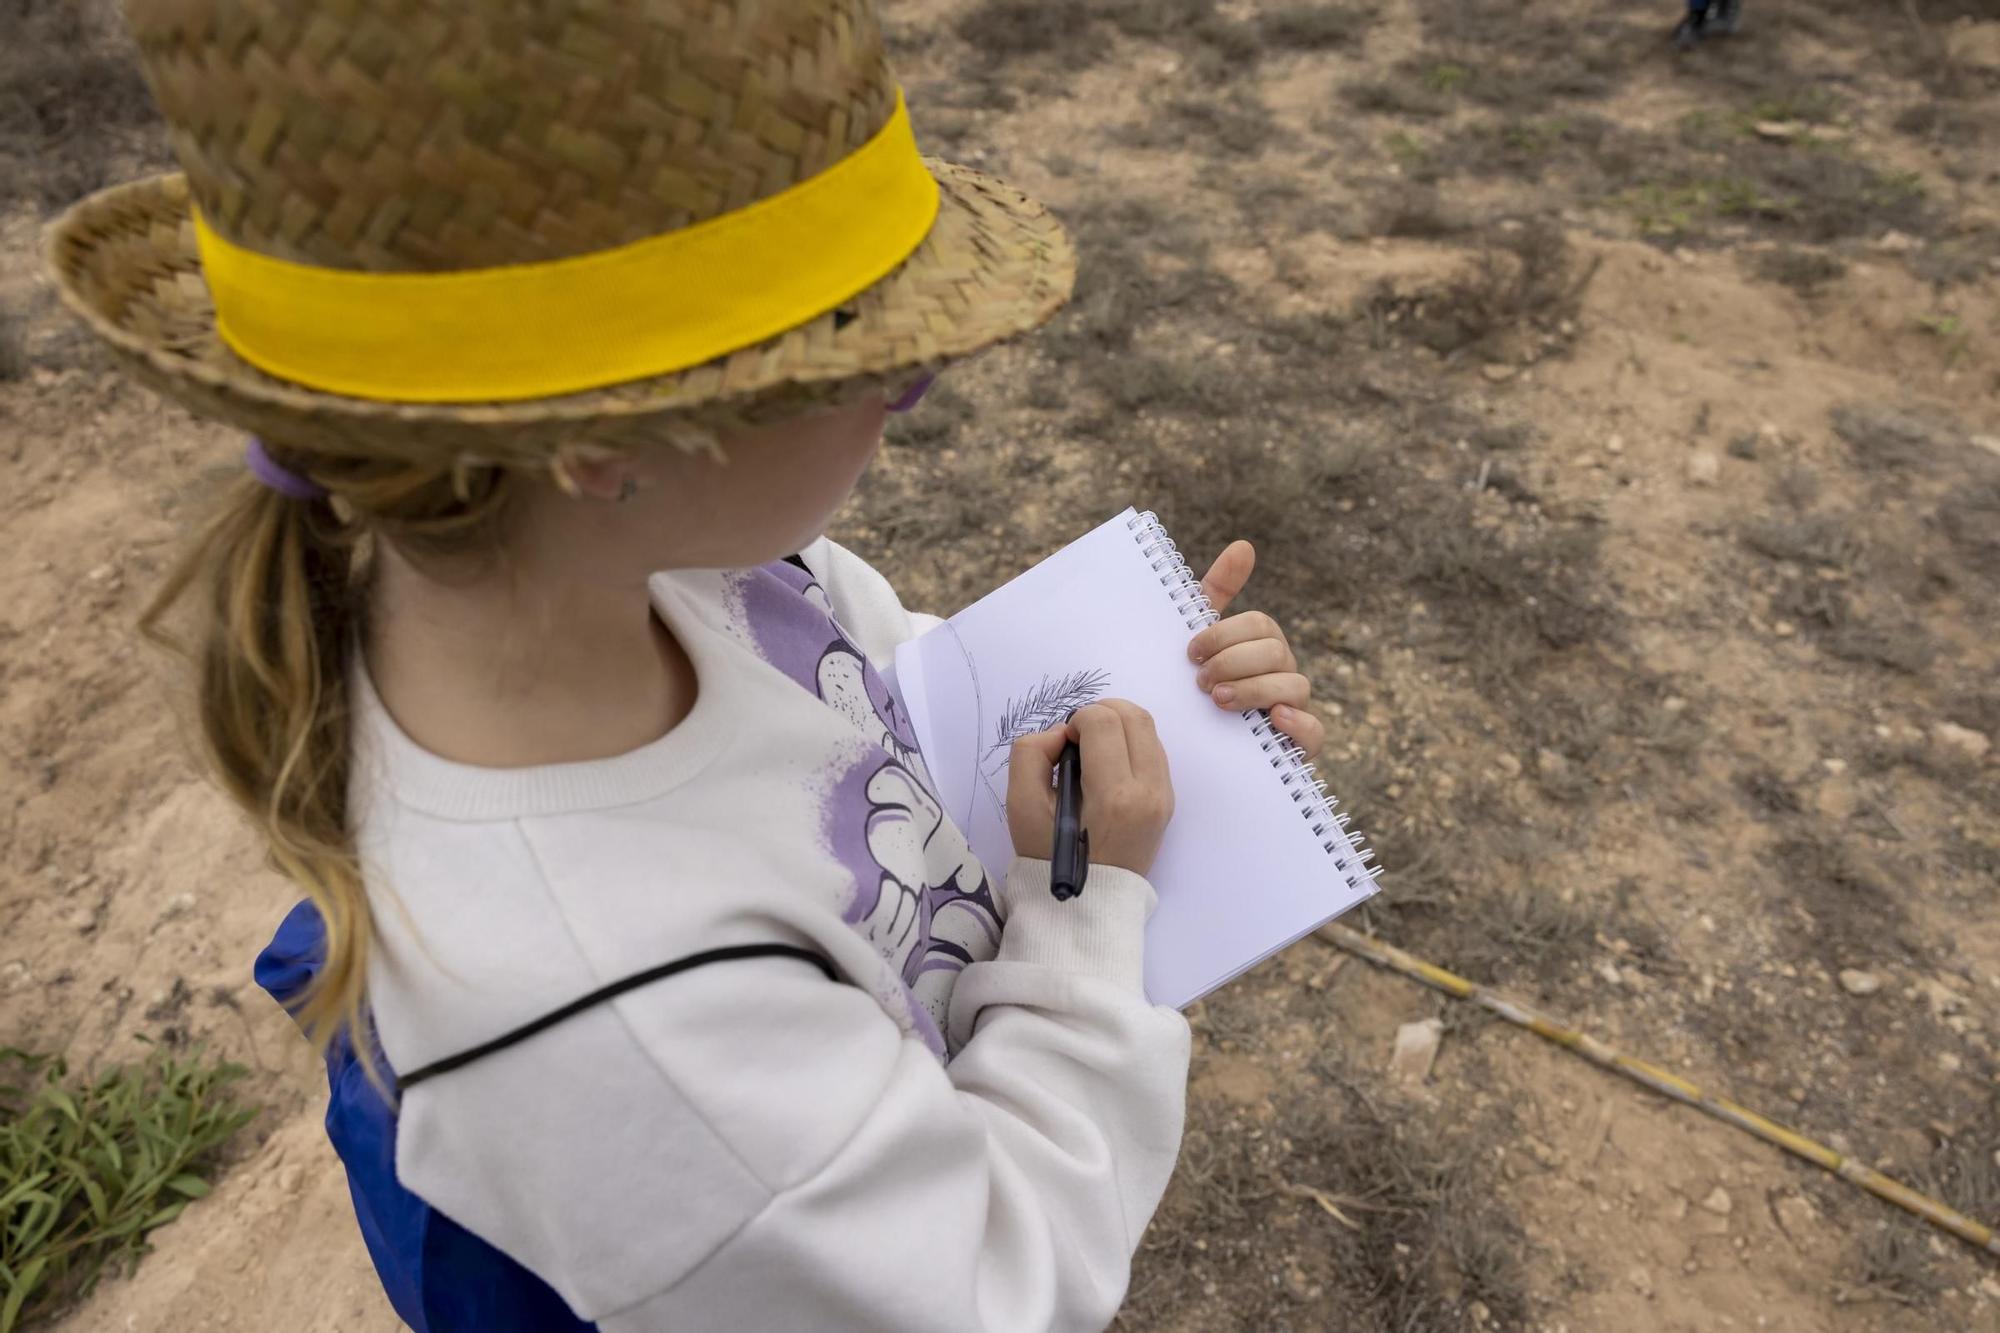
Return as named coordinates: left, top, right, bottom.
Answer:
left=890, top=507, right=1379, bottom=1008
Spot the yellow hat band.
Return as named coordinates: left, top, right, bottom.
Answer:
left=194, top=92, right=939, bottom=405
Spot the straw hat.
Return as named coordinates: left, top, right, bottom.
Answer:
left=46, top=0, right=1075, bottom=464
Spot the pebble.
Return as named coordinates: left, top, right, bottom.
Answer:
left=1775, top=1193, right=1819, bottom=1234
left=70, top=908, right=97, bottom=934
left=1875, top=229, right=1919, bottom=253
left=1932, top=722, right=1991, bottom=761
left=1482, top=363, right=1516, bottom=383
left=1628, top=1265, right=1655, bottom=1298
left=1686, top=450, right=1721, bottom=486
left=276, top=1164, right=304, bottom=1195
left=1496, top=752, right=1523, bottom=777
left=1822, top=758, right=1847, bottom=775
left=1839, top=969, right=1882, bottom=996
left=1754, top=119, right=1804, bottom=141
left=1596, top=960, right=1625, bottom=988
left=1604, top=433, right=1625, bottom=455
left=1535, top=747, right=1569, bottom=778
left=1702, top=1186, right=1734, bottom=1216
left=1390, top=1018, right=1444, bottom=1086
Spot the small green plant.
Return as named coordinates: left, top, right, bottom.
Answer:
left=0, top=1045, right=256, bottom=1331
left=1866, top=170, right=1927, bottom=207
left=1384, top=129, right=1432, bottom=170
left=1625, top=182, right=1703, bottom=240
left=1499, top=116, right=1570, bottom=158
left=1914, top=311, right=1970, bottom=365
left=1711, top=174, right=1790, bottom=219
left=1624, top=175, right=1791, bottom=239
left=1749, top=87, right=1841, bottom=126
left=1422, top=61, right=1469, bottom=94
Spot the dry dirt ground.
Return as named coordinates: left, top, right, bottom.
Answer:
left=4, top=0, right=1999, bottom=1329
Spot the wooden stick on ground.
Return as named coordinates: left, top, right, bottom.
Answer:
left=1314, top=922, right=2000, bottom=1259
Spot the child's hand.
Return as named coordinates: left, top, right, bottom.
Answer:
left=1187, top=541, right=1325, bottom=762
left=1008, top=701, right=1175, bottom=877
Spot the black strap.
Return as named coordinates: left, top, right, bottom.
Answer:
left=783, top=553, right=812, bottom=574
left=396, top=944, right=840, bottom=1092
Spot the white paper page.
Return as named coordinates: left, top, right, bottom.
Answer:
left=895, top=509, right=1376, bottom=1008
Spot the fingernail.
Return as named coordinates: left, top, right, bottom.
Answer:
left=1194, top=669, right=1211, bottom=690
left=1214, top=685, right=1235, bottom=706
left=1273, top=705, right=1292, bottom=723
left=1189, top=644, right=1206, bottom=664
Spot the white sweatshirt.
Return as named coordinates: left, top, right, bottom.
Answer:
left=351, top=539, right=1192, bottom=1331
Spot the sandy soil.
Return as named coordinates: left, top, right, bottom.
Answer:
left=4, top=0, right=1998, bottom=1329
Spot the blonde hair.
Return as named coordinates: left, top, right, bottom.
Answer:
left=144, top=450, right=517, bottom=1069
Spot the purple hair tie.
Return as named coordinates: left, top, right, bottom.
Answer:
left=887, top=373, right=935, bottom=414
left=245, top=437, right=330, bottom=501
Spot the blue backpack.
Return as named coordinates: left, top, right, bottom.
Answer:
left=254, top=900, right=596, bottom=1332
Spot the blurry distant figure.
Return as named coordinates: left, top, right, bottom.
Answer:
left=1674, top=0, right=1742, bottom=49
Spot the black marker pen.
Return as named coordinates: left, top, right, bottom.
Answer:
left=1049, top=738, right=1089, bottom=900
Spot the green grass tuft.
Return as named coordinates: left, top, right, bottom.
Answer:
left=0, top=1045, right=256, bottom=1331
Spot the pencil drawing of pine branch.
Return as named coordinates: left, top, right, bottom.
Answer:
left=986, top=670, right=1110, bottom=757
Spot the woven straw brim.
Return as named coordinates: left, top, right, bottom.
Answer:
left=46, top=161, right=1073, bottom=464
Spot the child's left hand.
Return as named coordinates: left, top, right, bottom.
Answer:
left=1186, top=541, right=1324, bottom=761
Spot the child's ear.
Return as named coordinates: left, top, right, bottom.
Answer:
left=550, top=448, right=637, bottom=502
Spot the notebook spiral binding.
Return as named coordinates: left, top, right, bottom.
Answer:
left=1128, top=512, right=1379, bottom=893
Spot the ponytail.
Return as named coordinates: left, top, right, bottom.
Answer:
left=145, top=452, right=516, bottom=1077
left=145, top=477, right=371, bottom=1057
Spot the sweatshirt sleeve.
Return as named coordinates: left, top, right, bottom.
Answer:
left=389, top=858, right=1189, bottom=1333
left=794, top=536, right=944, bottom=665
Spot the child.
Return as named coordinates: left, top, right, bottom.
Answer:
left=51, top=0, right=1324, bottom=1327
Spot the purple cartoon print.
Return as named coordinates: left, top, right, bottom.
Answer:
left=735, top=560, right=1004, bottom=1053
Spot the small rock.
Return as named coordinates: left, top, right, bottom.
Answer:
left=1918, top=977, right=1967, bottom=1018
left=1627, top=1265, right=1655, bottom=1298
left=1482, top=363, right=1516, bottom=384
left=1773, top=620, right=1797, bottom=638
left=1535, top=747, right=1569, bottom=778
left=1701, top=1186, right=1734, bottom=1216
left=1596, top=960, right=1625, bottom=988
left=0, top=961, right=31, bottom=994
left=1775, top=1193, right=1819, bottom=1236
left=1839, top=969, right=1882, bottom=996
left=1939, top=1051, right=1963, bottom=1073
left=277, top=1164, right=305, bottom=1195
left=70, top=908, right=97, bottom=934
left=1604, top=433, right=1625, bottom=455
left=1390, top=1017, right=1444, bottom=1086
left=155, top=892, right=198, bottom=926
left=1496, top=752, right=1523, bottom=777
left=1686, top=450, right=1721, bottom=486
left=1822, top=758, right=1847, bottom=775
left=1754, top=119, right=1804, bottom=141
left=1874, top=230, right=1918, bottom=253
left=1932, top=722, right=1991, bottom=761
left=1973, top=434, right=2000, bottom=459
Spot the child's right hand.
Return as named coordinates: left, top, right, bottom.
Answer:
left=1007, top=701, right=1175, bottom=878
